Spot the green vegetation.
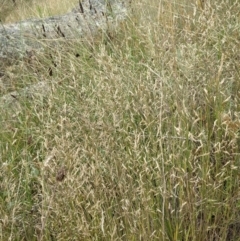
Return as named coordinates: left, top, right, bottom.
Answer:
left=1, top=0, right=240, bottom=240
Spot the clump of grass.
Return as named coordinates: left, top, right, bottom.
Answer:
left=1, top=0, right=240, bottom=240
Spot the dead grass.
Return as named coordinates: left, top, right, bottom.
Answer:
left=1, top=0, right=240, bottom=240
left=0, top=0, right=77, bottom=23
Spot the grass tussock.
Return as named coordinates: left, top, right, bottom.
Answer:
left=1, top=0, right=240, bottom=240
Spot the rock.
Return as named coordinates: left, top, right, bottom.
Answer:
left=0, top=0, right=131, bottom=111
left=0, top=0, right=130, bottom=61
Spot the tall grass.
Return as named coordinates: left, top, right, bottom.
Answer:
left=1, top=0, right=240, bottom=240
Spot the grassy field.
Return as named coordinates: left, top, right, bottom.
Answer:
left=1, top=0, right=240, bottom=240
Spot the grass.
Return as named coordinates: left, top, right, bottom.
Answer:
left=1, top=0, right=240, bottom=240
left=0, top=0, right=77, bottom=23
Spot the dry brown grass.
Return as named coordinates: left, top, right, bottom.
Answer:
left=1, top=0, right=240, bottom=240
left=1, top=0, right=77, bottom=23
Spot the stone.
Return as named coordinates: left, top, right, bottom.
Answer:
left=0, top=0, right=130, bottom=61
